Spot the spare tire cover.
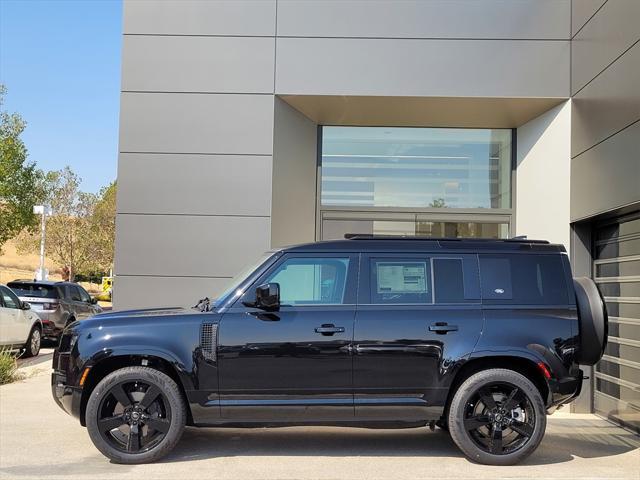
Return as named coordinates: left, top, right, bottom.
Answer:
left=574, top=277, right=608, bottom=366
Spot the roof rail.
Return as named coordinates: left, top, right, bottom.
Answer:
left=343, top=234, right=549, bottom=244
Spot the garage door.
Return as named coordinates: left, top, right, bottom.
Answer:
left=593, top=213, right=640, bottom=432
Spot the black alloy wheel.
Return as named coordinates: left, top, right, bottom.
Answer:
left=463, top=382, right=535, bottom=455
left=97, top=380, right=171, bottom=454
left=86, top=366, right=186, bottom=464
left=448, top=369, right=546, bottom=465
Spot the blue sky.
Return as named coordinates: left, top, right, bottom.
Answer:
left=0, top=0, right=122, bottom=193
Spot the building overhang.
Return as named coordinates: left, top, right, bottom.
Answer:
left=279, top=95, right=567, bottom=129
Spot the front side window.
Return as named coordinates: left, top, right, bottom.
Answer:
left=0, top=287, right=20, bottom=309
left=479, top=254, right=569, bottom=305
left=371, top=259, right=431, bottom=304
left=265, top=257, right=350, bottom=305
left=78, top=286, right=92, bottom=303
left=69, top=286, right=82, bottom=302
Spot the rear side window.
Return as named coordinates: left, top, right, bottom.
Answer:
left=371, top=259, right=431, bottom=304
left=7, top=283, right=59, bottom=299
left=479, top=254, right=569, bottom=305
left=433, top=259, right=466, bottom=303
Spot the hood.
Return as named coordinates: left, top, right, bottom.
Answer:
left=87, top=306, right=209, bottom=322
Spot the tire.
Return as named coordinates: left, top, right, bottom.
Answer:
left=448, top=369, right=546, bottom=466
left=23, top=326, right=41, bottom=358
left=86, top=366, right=186, bottom=464
left=574, top=277, right=608, bottom=365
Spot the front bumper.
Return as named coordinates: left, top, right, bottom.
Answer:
left=51, top=370, right=83, bottom=420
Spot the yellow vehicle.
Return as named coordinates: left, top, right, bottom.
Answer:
left=94, top=276, right=112, bottom=302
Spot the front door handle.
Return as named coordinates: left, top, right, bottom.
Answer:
left=315, top=324, right=345, bottom=336
left=429, top=322, right=458, bottom=334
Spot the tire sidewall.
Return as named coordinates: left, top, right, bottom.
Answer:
left=23, top=326, right=41, bottom=358
left=448, top=369, right=547, bottom=466
left=86, top=366, right=186, bottom=464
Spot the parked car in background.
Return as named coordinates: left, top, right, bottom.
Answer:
left=52, top=237, right=607, bottom=466
left=0, top=284, right=42, bottom=357
left=8, top=280, right=102, bottom=341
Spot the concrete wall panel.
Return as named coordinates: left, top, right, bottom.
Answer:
left=571, top=0, right=607, bottom=36
left=271, top=99, right=317, bottom=248
left=516, top=102, right=572, bottom=249
left=571, top=0, right=640, bottom=94
left=119, top=93, right=274, bottom=155
left=115, top=214, right=271, bottom=278
left=277, top=0, right=570, bottom=40
left=571, top=121, right=640, bottom=221
left=572, top=42, right=640, bottom=157
left=122, top=36, right=275, bottom=93
left=117, top=153, right=272, bottom=216
left=114, top=275, right=230, bottom=310
left=275, top=38, right=570, bottom=98
left=123, top=0, right=276, bottom=36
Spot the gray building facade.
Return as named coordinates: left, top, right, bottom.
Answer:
left=115, top=1, right=639, bottom=430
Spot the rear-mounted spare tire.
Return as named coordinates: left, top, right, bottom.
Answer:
left=574, top=277, right=608, bottom=366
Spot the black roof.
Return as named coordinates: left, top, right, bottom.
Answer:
left=282, top=236, right=566, bottom=254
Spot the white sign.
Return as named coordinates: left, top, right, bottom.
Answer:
left=377, top=262, right=427, bottom=294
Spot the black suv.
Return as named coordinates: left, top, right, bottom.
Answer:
left=52, top=237, right=607, bottom=465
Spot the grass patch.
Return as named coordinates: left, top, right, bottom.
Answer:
left=0, top=349, right=24, bottom=385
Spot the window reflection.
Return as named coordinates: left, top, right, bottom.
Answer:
left=321, top=127, right=512, bottom=209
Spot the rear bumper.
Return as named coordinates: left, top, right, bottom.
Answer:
left=548, top=369, right=584, bottom=407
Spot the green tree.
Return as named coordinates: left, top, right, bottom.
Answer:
left=87, top=181, right=116, bottom=273
left=17, top=167, right=98, bottom=281
left=0, top=85, right=40, bottom=252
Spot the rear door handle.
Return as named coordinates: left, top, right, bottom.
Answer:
left=429, top=322, right=458, bottom=334
left=315, top=324, right=345, bottom=336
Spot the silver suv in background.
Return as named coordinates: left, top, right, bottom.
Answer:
left=7, top=280, right=102, bottom=341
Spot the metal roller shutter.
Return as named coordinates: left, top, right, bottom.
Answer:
left=593, top=213, right=640, bottom=433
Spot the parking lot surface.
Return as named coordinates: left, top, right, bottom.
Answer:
left=1, top=350, right=638, bottom=480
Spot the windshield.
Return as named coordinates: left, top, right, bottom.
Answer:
left=213, top=252, right=276, bottom=307
left=7, top=283, right=59, bottom=299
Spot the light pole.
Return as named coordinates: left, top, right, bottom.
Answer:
left=33, top=205, right=53, bottom=281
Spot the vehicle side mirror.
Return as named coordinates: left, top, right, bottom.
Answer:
left=90, top=297, right=98, bottom=305
left=244, top=283, right=280, bottom=311
left=21, top=301, right=31, bottom=310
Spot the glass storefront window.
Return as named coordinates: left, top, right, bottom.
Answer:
left=321, top=217, right=509, bottom=240
left=321, top=127, right=512, bottom=209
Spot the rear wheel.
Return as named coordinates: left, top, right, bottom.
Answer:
left=23, top=326, right=41, bottom=358
left=86, top=366, right=186, bottom=464
left=448, top=369, right=546, bottom=465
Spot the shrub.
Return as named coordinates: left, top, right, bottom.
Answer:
left=0, top=348, right=21, bottom=385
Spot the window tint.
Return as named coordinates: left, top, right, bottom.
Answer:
left=69, top=286, right=82, bottom=302
left=371, top=259, right=431, bottom=304
left=77, top=286, right=92, bottom=303
left=7, top=282, right=59, bottom=299
left=433, top=259, right=466, bottom=303
left=479, top=254, right=569, bottom=305
left=0, top=287, right=21, bottom=309
left=265, top=257, right=350, bottom=305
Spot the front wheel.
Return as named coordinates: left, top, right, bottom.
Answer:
left=448, top=369, right=546, bottom=465
left=86, top=366, right=186, bottom=464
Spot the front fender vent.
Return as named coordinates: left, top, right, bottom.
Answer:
left=200, top=323, right=218, bottom=362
